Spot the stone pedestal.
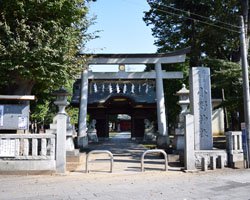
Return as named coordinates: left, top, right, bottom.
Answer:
left=87, top=130, right=98, bottom=142
left=174, top=129, right=185, bottom=150
left=66, top=118, right=76, bottom=151
left=184, top=114, right=196, bottom=171
left=157, top=135, right=169, bottom=149
left=52, top=87, right=70, bottom=173
left=78, top=136, right=88, bottom=150
left=56, top=114, right=67, bottom=173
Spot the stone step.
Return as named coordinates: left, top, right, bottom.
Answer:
left=168, top=154, right=180, bottom=163
left=66, top=153, right=86, bottom=172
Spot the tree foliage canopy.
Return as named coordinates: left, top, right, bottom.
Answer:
left=0, top=0, right=96, bottom=129
left=0, top=0, right=91, bottom=95
left=144, top=0, right=242, bottom=66
left=144, top=0, right=249, bottom=130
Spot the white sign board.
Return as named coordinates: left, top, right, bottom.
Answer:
left=18, top=116, right=28, bottom=129
left=0, top=139, right=16, bottom=157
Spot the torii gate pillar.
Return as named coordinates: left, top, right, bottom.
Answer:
left=77, top=68, right=89, bottom=149
left=155, top=62, right=168, bottom=147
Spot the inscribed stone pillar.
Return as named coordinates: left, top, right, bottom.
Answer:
left=78, top=68, right=89, bottom=149
left=189, top=67, right=213, bottom=150
left=155, top=62, right=168, bottom=138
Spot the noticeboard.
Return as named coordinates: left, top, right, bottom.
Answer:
left=0, top=104, right=29, bottom=130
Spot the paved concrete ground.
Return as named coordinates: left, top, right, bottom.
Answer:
left=1, top=132, right=250, bottom=200
left=1, top=169, right=250, bottom=200
left=85, top=132, right=172, bottom=173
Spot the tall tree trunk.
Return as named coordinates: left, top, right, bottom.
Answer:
left=189, top=20, right=200, bottom=67
left=4, top=72, right=35, bottom=95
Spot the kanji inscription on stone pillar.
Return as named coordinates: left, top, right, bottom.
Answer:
left=190, top=67, right=213, bottom=150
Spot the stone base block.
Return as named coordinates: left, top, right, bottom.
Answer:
left=66, top=137, right=75, bottom=151
left=229, top=153, right=244, bottom=168
left=77, top=136, right=88, bottom=150
left=232, top=161, right=245, bottom=169
left=88, top=131, right=98, bottom=143
left=143, top=133, right=157, bottom=142
left=231, top=153, right=244, bottom=162
left=157, top=135, right=169, bottom=149
left=173, top=134, right=184, bottom=150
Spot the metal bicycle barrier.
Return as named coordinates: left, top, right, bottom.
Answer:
left=141, top=149, right=168, bottom=172
left=86, top=150, right=114, bottom=173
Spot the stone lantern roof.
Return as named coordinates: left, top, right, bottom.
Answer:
left=176, top=84, right=190, bottom=105
left=176, top=84, right=189, bottom=96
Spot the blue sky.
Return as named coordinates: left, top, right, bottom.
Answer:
left=85, top=0, right=157, bottom=54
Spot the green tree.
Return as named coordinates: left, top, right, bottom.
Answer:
left=0, top=0, right=98, bottom=130
left=204, top=58, right=243, bottom=130
left=144, top=0, right=249, bottom=130
left=0, top=0, right=92, bottom=95
left=144, top=0, right=242, bottom=66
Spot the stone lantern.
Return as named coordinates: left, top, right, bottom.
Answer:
left=173, top=84, right=190, bottom=151
left=53, top=87, right=70, bottom=114
left=176, top=84, right=190, bottom=125
left=53, top=87, right=76, bottom=152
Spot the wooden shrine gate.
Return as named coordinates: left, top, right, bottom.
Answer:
left=72, top=77, right=158, bottom=138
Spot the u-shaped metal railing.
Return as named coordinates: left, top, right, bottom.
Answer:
left=86, top=150, right=114, bottom=173
left=141, top=149, right=168, bottom=172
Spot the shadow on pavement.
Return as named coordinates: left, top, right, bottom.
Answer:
left=82, top=132, right=183, bottom=173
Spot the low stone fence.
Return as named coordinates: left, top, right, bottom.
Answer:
left=0, top=134, right=56, bottom=173
left=226, top=131, right=243, bottom=154
left=226, top=131, right=244, bottom=167
left=194, top=150, right=227, bottom=169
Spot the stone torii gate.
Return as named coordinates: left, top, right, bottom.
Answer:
left=77, top=48, right=190, bottom=148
